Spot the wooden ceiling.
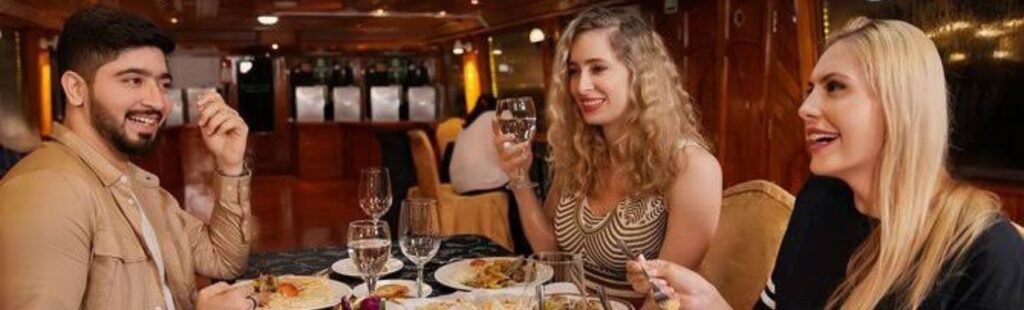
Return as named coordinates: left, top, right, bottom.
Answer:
left=0, top=0, right=631, bottom=51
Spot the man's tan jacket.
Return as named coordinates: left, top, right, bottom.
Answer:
left=0, top=124, right=252, bottom=309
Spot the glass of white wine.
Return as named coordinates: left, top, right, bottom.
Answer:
left=359, top=167, right=392, bottom=222
left=398, top=198, right=442, bottom=298
left=347, top=220, right=391, bottom=294
left=497, top=96, right=538, bottom=187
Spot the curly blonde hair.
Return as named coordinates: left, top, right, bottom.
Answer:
left=547, top=7, right=708, bottom=197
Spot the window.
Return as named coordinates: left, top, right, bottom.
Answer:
left=826, top=0, right=1024, bottom=182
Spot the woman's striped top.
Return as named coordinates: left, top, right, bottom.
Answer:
left=553, top=191, right=669, bottom=299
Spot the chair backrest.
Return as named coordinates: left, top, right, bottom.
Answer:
left=407, top=129, right=442, bottom=200
left=435, top=118, right=465, bottom=159
left=698, top=180, right=795, bottom=310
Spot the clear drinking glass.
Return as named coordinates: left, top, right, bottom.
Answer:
left=359, top=167, right=392, bottom=222
left=347, top=220, right=391, bottom=294
left=518, top=252, right=588, bottom=310
left=496, top=97, right=538, bottom=186
left=398, top=198, right=442, bottom=298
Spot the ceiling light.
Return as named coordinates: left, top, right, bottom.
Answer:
left=239, top=60, right=254, bottom=74
left=372, top=9, right=387, bottom=17
left=471, top=0, right=479, bottom=5
left=437, top=11, right=447, bottom=17
left=257, top=15, right=279, bottom=26
left=170, top=17, right=179, bottom=24
left=453, top=40, right=464, bottom=55
left=529, top=28, right=545, bottom=43
left=272, top=43, right=279, bottom=50
left=492, top=48, right=502, bottom=55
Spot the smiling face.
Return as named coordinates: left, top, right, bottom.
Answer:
left=86, top=46, right=172, bottom=156
left=567, top=28, right=631, bottom=127
left=799, top=41, right=886, bottom=180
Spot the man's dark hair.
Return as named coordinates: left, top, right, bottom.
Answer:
left=56, top=5, right=175, bottom=81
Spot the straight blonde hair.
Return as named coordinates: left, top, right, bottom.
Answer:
left=825, top=17, right=1001, bottom=309
left=547, top=7, right=707, bottom=196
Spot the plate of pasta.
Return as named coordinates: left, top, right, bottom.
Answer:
left=235, top=274, right=351, bottom=310
left=434, top=257, right=553, bottom=292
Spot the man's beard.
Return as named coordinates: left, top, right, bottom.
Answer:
left=89, top=93, right=163, bottom=157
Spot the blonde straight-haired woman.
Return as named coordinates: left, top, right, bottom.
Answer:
left=493, top=7, right=722, bottom=304
left=627, top=17, right=1024, bottom=310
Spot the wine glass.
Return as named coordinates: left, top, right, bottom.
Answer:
left=398, top=198, right=442, bottom=298
left=496, top=97, right=538, bottom=186
left=359, top=167, right=392, bottom=222
left=530, top=251, right=587, bottom=296
left=347, top=220, right=391, bottom=294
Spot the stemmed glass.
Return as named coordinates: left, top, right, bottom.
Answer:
left=398, top=198, right=442, bottom=298
left=496, top=97, right=538, bottom=187
left=347, top=220, right=391, bottom=294
left=359, top=167, right=392, bottom=222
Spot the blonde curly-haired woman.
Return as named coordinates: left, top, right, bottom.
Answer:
left=493, top=7, right=722, bottom=304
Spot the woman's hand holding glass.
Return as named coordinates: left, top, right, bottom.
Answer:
left=492, top=118, right=534, bottom=189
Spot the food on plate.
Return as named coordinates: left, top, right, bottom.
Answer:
left=414, top=298, right=476, bottom=310
left=249, top=274, right=335, bottom=309
left=477, top=297, right=526, bottom=310
left=542, top=295, right=615, bottom=310
left=461, top=258, right=533, bottom=289
left=373, top=284, right=412, bottom=299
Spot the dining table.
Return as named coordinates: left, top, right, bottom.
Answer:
left=236, top=234, right=512, bottom=297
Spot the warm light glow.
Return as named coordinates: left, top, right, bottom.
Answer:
left=463, top=54, right=481, bottom=112
left=170, top=17, right=178, bottom=24
left=529, top=28, right=545, bottom=43
left=949, top=52, right=967, bottom=62
left=271, top=43, right=279, bottom=50
left=1005, top=18, right=1024, bottom=28
left=471, top=0, right=479, bottom=5
left=976, top=27, right=1004, bottom=38
left=993, top=50, right=1011, bottom=59
left=437, top=11, right=447, bottom=17
left=492, top=49, right=502, bottom=55
left=39, top=53, right=52, bottom=135
left=257, top=15, right=279, bottom=25
left=927, top=21, right=972, bottom=37
left=372, top=9, right=387, bottom=16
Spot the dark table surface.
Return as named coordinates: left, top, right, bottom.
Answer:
left=237, top=235, right=513, bottom=297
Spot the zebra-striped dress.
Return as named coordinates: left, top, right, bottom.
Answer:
left=553, top=191, right=669, bottom=299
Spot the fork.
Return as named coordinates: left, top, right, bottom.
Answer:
left=613, top=238, right=671, bottom=305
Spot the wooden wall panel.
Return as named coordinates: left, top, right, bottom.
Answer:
left=764, top=0, right=810, bottom=192
left=720, top=0, right=769, bottom=187
left=650, top=0, right=814, bottom=194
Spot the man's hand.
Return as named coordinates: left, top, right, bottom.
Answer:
left=196, top=90, right=248, bottom=176
left=196, top=282, right=257, bottom=310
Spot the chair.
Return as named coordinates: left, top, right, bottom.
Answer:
left=406, top=129, right=514, bottom=250
left=435, top=117, right=465, bottom=161
left=697, top=180, right=795, bottom=310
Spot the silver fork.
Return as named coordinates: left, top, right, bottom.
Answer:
left=614, top=238, right=671, bottom=305
left=597, top=286, right=613, bottom=310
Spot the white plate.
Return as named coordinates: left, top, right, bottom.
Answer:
left=544, top=293, right=634, bottom=310
left=233, top=275, right=351, bottom=310
left=352, top=279, right=434, bottom=299
left=434, top=257, right=554, bottom=292
left=333, top=258, right=405, bottom=278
